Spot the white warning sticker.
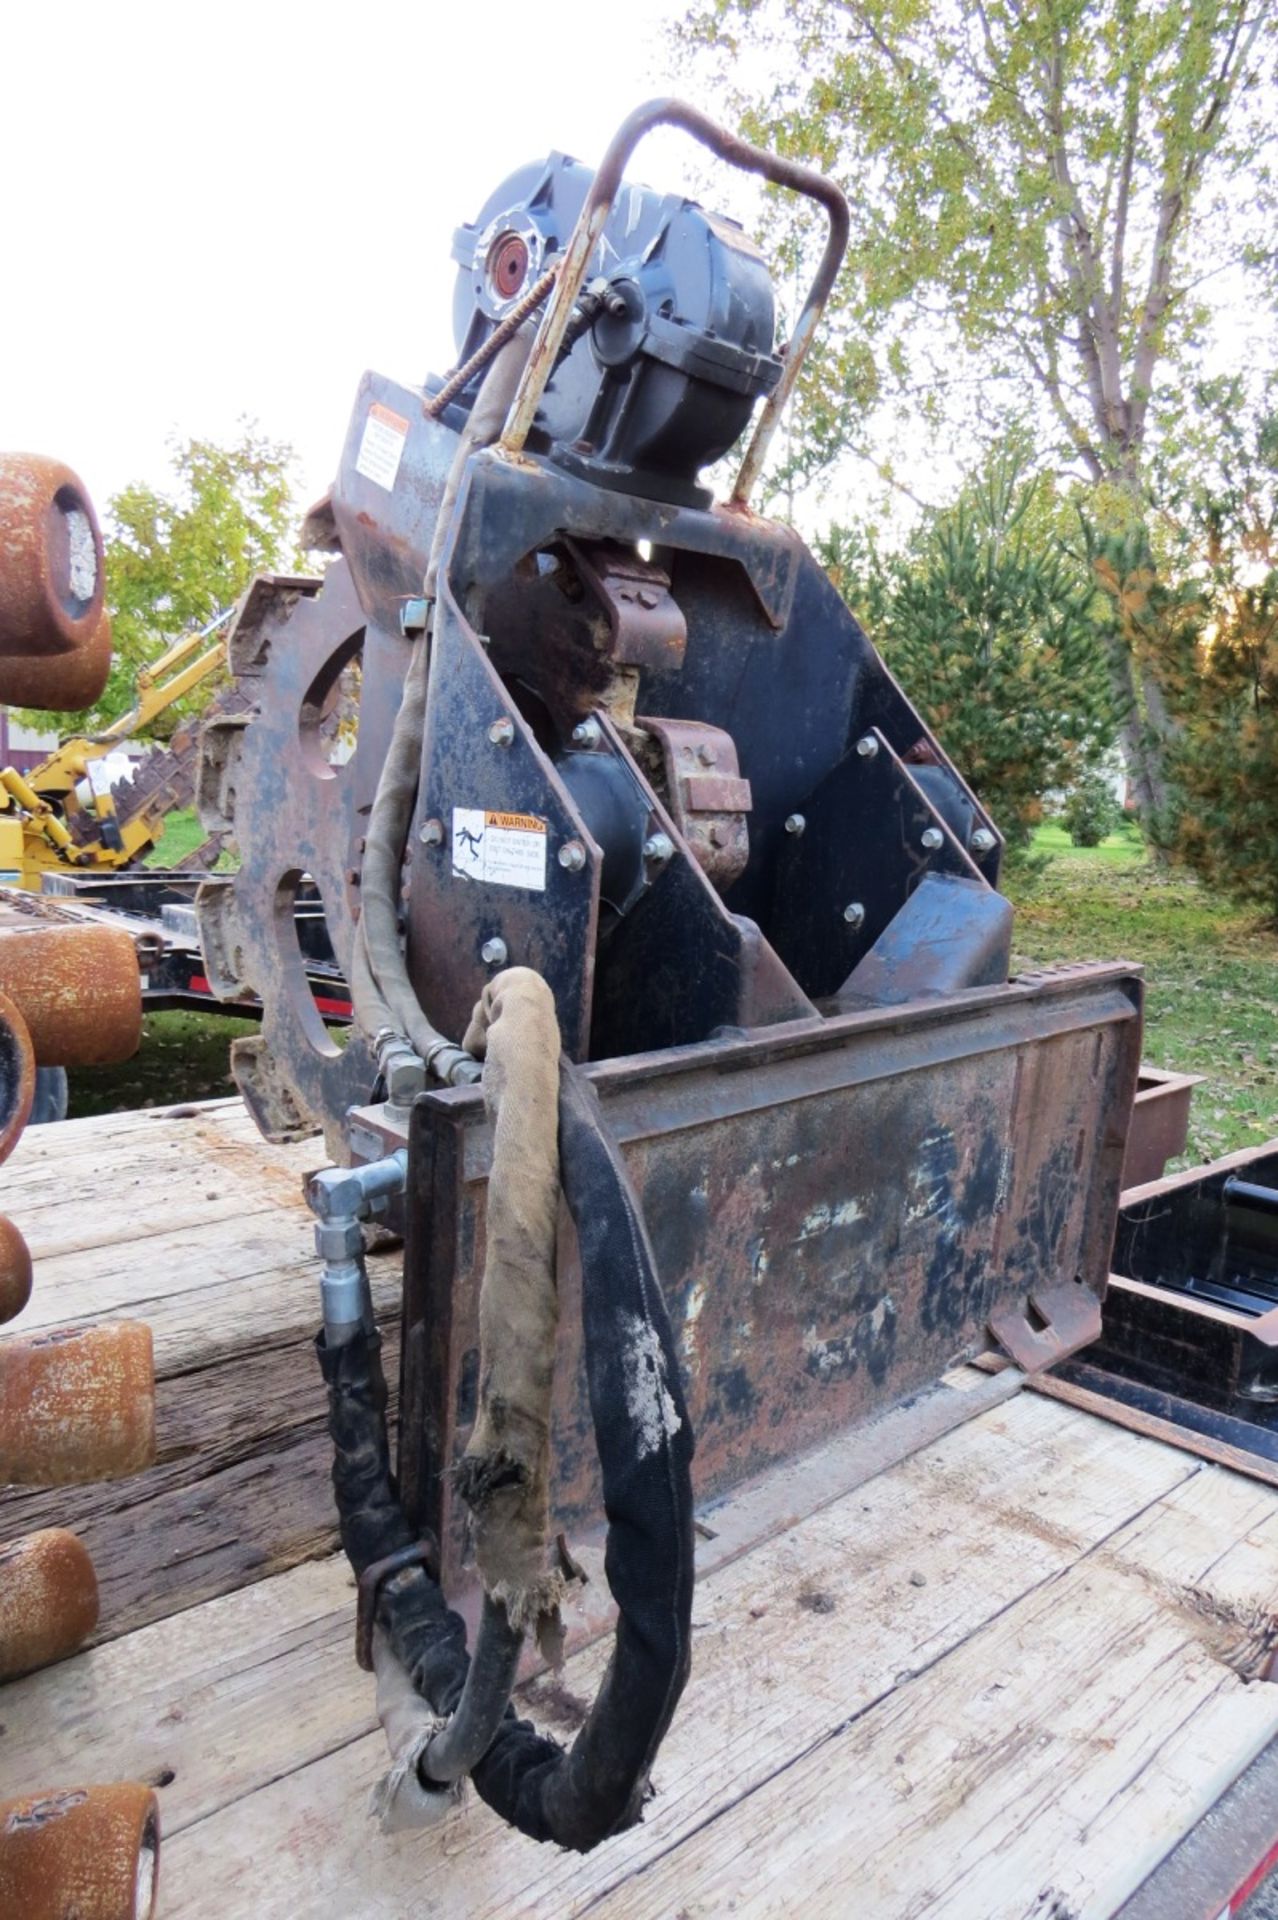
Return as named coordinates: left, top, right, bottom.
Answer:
left=452, top=808, right=547, bottom=891
left=355, top=402, right=409, bottom=491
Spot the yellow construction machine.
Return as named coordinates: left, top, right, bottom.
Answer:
left=0, top=613, right=232, bottom=890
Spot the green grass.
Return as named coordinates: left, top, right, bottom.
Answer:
left=143, top=807, right=238, bottom=868
left=1009, top=824, right=1278, bottom=1168
left=51, top=808, right=251, bottom=1117
left=142, top=805, right=206, bottom=866
left=66, top=1009, right=260, bottom=1120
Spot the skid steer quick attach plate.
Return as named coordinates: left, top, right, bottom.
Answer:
left=394, top=960, right=1141, bottom=1589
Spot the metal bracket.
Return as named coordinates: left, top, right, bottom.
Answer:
left=638, top=715, right=752, bottom=890
left=989, top=1279, right=1103, bottom=1374
left=355, top=1537, right=440, bottom=1671
left=566, top=539, right=686, bottom=671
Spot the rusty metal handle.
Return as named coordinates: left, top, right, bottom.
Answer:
left=497, top=97, right=850, bottom=508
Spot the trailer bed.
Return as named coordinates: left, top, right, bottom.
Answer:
left=2, top=1101, right=1278, bottom=1918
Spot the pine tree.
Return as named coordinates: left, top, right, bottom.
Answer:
left=824, top=452, right=1117, bottom=848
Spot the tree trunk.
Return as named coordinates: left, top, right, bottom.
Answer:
left=1104, top=633, right=1174, bottom=833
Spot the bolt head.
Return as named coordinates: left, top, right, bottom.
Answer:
left=399, top=597, right=430, bottom=636
left=558, top=839, right=587, bottom=872
left=418, top=817, right=444, bottom=846
left=843, top=901, right=866, bottom=928
left=921, top=826, right=944, bottom=850
left=480, top=937, right=508, bottom=968
left=971, top=827, right=996, bottom=853
left=784, top=813, right=806, bottom=836
left=571, top=716, right=602, bottom=750
left=856, top=734, right=879, bottom=759
left=488, top=717, right=515, bottom=747
left=643, top=831, right=675, bottom=865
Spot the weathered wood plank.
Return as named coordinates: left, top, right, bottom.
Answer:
left=4, top=1112, right=317, bottom=1265
left=0, top=1320, right=400, bottom=1645
left=0, top=1098, right=402, bottom=1636
left=3, top=1393, right=1242, bottom=1920
left=592, top=1506, right=1278, bottom=1918
left=3, top=1235, right=401, bottom=1374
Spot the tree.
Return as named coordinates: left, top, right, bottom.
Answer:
left=825, top=448, right=1117, bottom=847
left=19, top=425, right=299, bottom=735
left=1060, top=771, right=1123, bottom=844
left=1090, top=375, right=1278, bottom=912
left=680, top=0, right=1278, bottom=816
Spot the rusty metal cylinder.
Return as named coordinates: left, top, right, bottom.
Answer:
left=0, top=1529, right=100, bottom=1679
left=0, top=1212, right=32, bottom=1322
left=0, top=988, right=34, bottom=1165
left=0, top=1782, right=159, bottom=1920
left=0, top=453, right=112, bottom=711
left=0, top=1322, right=155, bottom=1485
left=0, top=923, right=141, bottom=1066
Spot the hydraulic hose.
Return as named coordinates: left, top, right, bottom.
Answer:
left=350, top=320, right=540, bottom=1088
left=418, top=1595, right=524, bottom=1785
left=317, top=1058, right=695, bottom=1850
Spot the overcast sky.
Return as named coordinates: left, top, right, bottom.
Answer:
left=2, top=0, right=690, bottom=512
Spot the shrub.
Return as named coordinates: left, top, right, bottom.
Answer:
left=1061, top=775, right=1122, bottom=846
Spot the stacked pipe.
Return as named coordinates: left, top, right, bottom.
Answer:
left=0, top=454, right=161, bottom=1920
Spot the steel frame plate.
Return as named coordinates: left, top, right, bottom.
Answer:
left=398, top=961, right=1142, bottom=1592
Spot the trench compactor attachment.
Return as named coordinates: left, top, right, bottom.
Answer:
left=196, top=101, right=1143, bottom=1847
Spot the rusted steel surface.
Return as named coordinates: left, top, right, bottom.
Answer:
left=0, top=988, right=35, bottom=1166
left=569, top=541, right=688, bottom=674
left=1122, top=1065, right=1203, bottom=1188
left=989, top=1275, right=1103, bottom=1372
left=0, top=1782, right=159, bottom=1920
left=0, top=1529, right=99, bottom=1680
left=639, top=715, right=751, bottom=891
left=194, top=563, right=410, bottom=1153
left=0, top=454, right=112, bottom=710
left=399, top=961, right=1142, bottom=1593
left=0, top=1211, right=32, bottom=1323
left=0, top=922, right=140, bottom=1066
left=0, top=1322, right=156, bottom=1485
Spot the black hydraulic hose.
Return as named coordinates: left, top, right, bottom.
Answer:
left=316, top=1061, right=695, bottom=1850
left=420, top=1595, right=524, bottom=1785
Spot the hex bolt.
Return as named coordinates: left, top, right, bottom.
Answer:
left=784, top=813, right=806, bottom=836
left=558, top=839, right=587, bottom=872
left=480, top=937, right=509, bottom=968
left=643, top=831, right=675, bottom=865
left=843, top=901, right=866, bottom=928
left=921, top=826, right=944, bottom=850
left=571, top=716, right=602, bottom=750
left=856, top=734, right=879, bottom=759
left=488, top=717, right=515, bottom=747
left=418, top=817, right=444, bottom=846
left=971, top=826, right=996, bottom=853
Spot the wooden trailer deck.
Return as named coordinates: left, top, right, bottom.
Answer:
left=3, top=1100, right=1278, bottom=1918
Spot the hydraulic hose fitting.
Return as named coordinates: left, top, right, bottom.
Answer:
left=373, top=1029, right=427, bottom=1114
left=307, top=1150, right=408, bottom=1347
